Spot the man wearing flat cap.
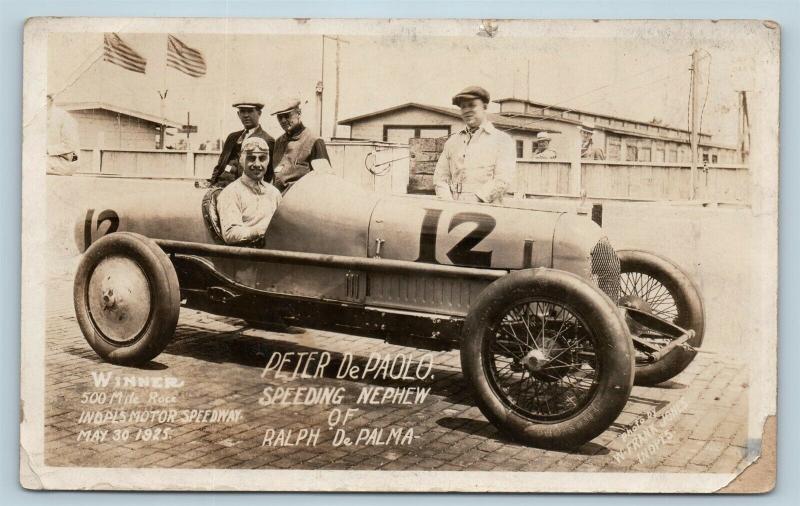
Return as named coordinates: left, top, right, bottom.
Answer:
left=217, top=137, right=282, bottom=245
left=208, top=99, right=275, bottom=188
left=432, top=86, right=516, bottom=203
left=533, top=131, right=558, bottom=159
left=270, top=98, right=330, bottom=193
left=580, top=121, right=606, bottom=160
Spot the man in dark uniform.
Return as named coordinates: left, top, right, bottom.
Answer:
left=270, top=98, right=330, bottom=192
left=208, top=98, right=275, bottom=188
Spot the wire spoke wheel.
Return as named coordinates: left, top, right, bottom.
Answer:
left=461, top=268, right=634, bottom=449
left=620, top=271, right=679, bottom=322
left=486, top=299, right=600, bottom=421
left=617, top=250, right=705, bottom=386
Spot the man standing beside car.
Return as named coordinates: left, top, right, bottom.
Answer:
left=208, top=99, right=275, bottom=188
left=270, top=98, right=331, bottom=193
left=432, top=86, right=516, bottom=203
left=217, top=137, right=282, bottom=245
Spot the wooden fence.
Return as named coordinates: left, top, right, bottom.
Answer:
left=407, top=138, right=750, bottom=204
left=76, top=140, right=410, bottom=195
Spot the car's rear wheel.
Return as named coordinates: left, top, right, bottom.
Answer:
left=461, top=268, right=634, bottom=450
left=618, top=250, right=705, bottom=386
left=74, top=232, right=180, bottom=365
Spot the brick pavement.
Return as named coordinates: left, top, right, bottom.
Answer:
left=43, top=271, right=753, bottom=473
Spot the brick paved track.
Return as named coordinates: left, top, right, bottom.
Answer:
left=44, top=276, right=752, bottom=473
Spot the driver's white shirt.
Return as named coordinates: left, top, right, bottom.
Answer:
left=217, top=175, right=282, bottom=244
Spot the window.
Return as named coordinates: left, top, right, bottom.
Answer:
left=419, top=128, right=450, bottom=138
left=606, top=135, right=621, bottom=160
left=516, top=140, right=524, bottom=159
left=702, top=153, right=709, bottom=163
left=638, top=147, right=652, bottom=162
left=668, top=149, right=678, bottom=163
left=383, top=125, right=451, bottom=143
left=711, top=154, right=718, bottom=163
left=626, top=145, right=638, bottom=161
left=385, top=128, right=416, bottom=144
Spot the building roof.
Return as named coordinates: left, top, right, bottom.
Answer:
left=494, top=97, right=708, bottom=137
left=338, top=102, right=561, bottom=134
left=57, top=101, right=182, bottom=128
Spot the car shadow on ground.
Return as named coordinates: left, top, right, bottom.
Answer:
left=435, top=417, right=611, bottom=455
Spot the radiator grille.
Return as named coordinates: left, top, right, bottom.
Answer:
left=590, top=237, right=620, bottom=303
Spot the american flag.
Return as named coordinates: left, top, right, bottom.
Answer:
left=166, top=35, right=207, bottom=78
left=103, top=33, right=147, bottom=74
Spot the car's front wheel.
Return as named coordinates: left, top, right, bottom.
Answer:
left=74, top=232, right=180, bottom=365
left=461, top=268, right=634, bottom=450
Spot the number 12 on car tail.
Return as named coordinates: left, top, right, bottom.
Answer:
left=79, top=208, right=120, bottom=252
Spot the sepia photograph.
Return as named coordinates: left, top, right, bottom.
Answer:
left=20, top=17, right=778, bottom=492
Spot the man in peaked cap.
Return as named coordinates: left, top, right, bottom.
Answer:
left=208, top=98, right=275, bottom=188
left=217, top=137, right=282, bottom=245
left=432, top=86, right=516, bottom=203
left=532, top=131, right=558, bottom=159
left=270, top=98, right=330, bottom=193
left=579, top=121, right=606, bottom=160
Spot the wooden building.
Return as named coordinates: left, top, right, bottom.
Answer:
left=58, top=101, right=181, bottom=150
left=338, top=99, right=740, bottom=164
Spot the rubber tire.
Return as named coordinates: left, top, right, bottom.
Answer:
left=618, top=250, right=705, bottom=386
left=74, top=232, right=181, bottom=365
left=461, top=268, right=635, bottom=450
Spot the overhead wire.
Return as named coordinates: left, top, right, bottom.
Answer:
left=497, top=51, right=694, bottom=125
left=495, top=62, right=700, bottom=136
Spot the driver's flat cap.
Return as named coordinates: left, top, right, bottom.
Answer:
left=452, top=86, right=490, bottom=106
left=271, top=98, right=301, bottom=116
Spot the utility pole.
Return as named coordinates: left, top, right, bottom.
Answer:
left=526, top=58, right=531, bottom=102
left=737, top=90, right=750, bottom=164
left=158, top=89, right=168, bottom=149
left=332, top=36, right=349, bottom=139
left=319, top=35, right=349, bottom=139
left=689, top=49, right=702, bottom=200
left=317, top=35, right=325, bottom=136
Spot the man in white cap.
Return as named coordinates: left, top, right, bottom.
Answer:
left=580, top=122, right=606, bottom=160
left=432, top=86, right=515, bottom=203
left=532, top=131, right=557, bottom=159
left=270, top=98, right=330, bottom=193
left=217, top=137, right=282, bottom=245
left=208, top=98, right=275, bottom=188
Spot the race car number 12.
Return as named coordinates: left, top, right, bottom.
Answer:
left=83, top=208, right=119, bottom=251
left=415, top=208, right=496, bottom=268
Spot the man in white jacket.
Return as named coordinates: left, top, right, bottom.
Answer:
left=432, top=86, right=516, bottom=204
left=46, top=95, right=80, bottom=175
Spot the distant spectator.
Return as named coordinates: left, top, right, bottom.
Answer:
left=580, top=122, right=606, bottom=160
left=46, top=94, right=79, bottom=175
left=532, top=131, right=557, bottom=159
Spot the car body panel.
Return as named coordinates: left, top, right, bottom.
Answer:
left=75, top=172, right=608, bottom=318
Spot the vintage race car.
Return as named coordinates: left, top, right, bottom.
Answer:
left=72, top=172, right=704, bottom=449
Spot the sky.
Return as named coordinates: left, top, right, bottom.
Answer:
left=48, top=26, right=760, bottom=147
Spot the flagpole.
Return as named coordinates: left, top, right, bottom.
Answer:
left=159, top=34, right=169, bottom=150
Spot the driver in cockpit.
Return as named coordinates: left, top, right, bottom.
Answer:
left=217, top=137, right=282, bottom=245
